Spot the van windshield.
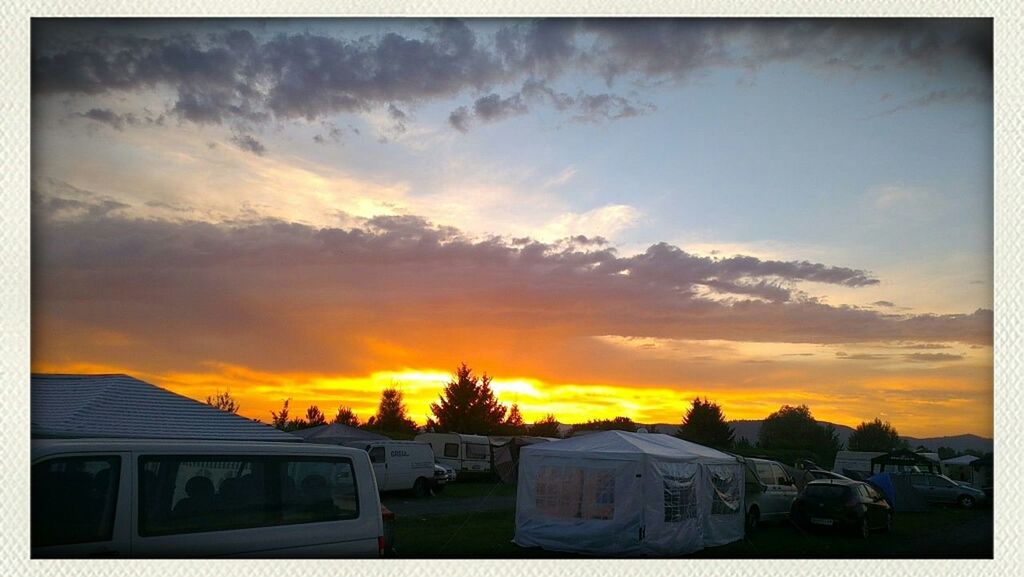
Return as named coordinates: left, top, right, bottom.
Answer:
left=465, top=444, right=489, bottom=460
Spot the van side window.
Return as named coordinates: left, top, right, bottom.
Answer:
left=368, top=446, right=385, bottom=464
left=139, top=455, right=359, bottom=537
left=282, top=459, right=360, bottom=524
left=443, top=443, right=459, bottom=458
left=754, top=462, right=773, bottom=484
left=32, top=456, right=121, bottom=548
left=769, top=463, right=789, bottom=485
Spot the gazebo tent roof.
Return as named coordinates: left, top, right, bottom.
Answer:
left=31, top=373, right=299, bottom=442
left=291, top=423, right=391, bottom=445
left=870, top=450, right=939, bottom=472
left=522, top=429, right=737, bottom=462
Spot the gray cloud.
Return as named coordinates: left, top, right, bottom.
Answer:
left=868, top=87, right=991, bottom=119
left=229, top=132, right=266, bottom=155
left=872, top=300, right=895, bottom=307
left=448, top=106, right=471, bottom=132
left=33, top=18, right=990, bottom=134
left=80, top=108, right=133, bottom=130
left=31, top=193, right=992, bottom=379
left=903, top=352, right=966, bottom=362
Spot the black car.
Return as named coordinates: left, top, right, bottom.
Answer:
left=790, top=478, right=893, bottom=538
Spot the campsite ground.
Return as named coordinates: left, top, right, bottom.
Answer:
left=389, top=481, right=993, bottom=559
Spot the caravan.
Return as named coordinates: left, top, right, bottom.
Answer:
left=414, top=433, right=492, bottom=475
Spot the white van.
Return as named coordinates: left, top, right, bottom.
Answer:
left=414, top=433, right=491, bottom=474
left=343, top=440, right=436, bottom=496
left=31, top=438, right=385, bottom=558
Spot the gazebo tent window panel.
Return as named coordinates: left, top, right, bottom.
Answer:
left=535, top=465, right=616, bottom=520
left=709, top=464, right=742, bottom=516
left=662, top=463, right=698, bottom=523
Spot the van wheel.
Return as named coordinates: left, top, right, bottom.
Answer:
left=745, top=507, right=759, bottom=533
left=413, top=478, right=429, bottom=498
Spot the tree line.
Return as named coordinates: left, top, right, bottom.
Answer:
left=205, top=362, right=944, bottom=466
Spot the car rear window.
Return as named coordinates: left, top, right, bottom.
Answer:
left=803, top=484, right=850, bottom=499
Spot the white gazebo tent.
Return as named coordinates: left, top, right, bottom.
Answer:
left=513, top=431, right=744, bottom=556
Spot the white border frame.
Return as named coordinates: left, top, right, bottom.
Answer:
left=2, top=1, right=1016, bottom=574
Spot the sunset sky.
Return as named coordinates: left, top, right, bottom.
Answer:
left=30, top=18, right=993, bottom=437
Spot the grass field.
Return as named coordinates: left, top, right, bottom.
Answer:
left=392, top=483, right=992, bottom=559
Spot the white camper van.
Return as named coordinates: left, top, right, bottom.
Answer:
left=414, top=433, right=492, bottom=475
left=31, top=438, right=385, bottom=558
left=343, top=440, right=436, bottom=496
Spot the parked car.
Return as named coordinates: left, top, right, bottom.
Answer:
left=806, top=469, right=853, bottom=481
left=790, top=478, right=893, bottom=538
left=742, top=457, right=799, bottom=531
left=906, top=472, right=987, bottom=508
left=32, top=438, right=385, bottom=558
left=431, top=464, right=452, bottom=493
left=343, top=440, right=437, bottom=497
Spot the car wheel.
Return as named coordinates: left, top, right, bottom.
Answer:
left=958, top=495, right=976, bottom=509
left=857, top=516, right=870, bottom=539
left=880, top=512, right=893, bottom=534
left=413, top=478, right=429, bottom=498
left=745, top=507, right=760, bottom=533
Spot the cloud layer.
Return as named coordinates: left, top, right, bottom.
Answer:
left=33, top=18, right=991, bottom=139
left=32, top=190, right=992, bottom=381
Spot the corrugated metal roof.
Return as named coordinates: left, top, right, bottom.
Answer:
left=31, top=373, right=300, bottom=442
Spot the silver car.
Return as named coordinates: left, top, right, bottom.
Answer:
left=742, top=458, right=799, bottom=531
left=907, top=472, right=986, bottom=508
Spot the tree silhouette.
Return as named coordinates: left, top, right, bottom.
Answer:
left=333, top=405, right=360, bottom=427
left=759, top=404, right=841, bottom=464
left=205, top=389, right=240, bottom=413
left=528, top=414, right=562, bottom=438
left=572, top=416, right=639, bottom=434
left=502, top=403, right=527, bottom=434
left=271, top=399, right=291, bottom=430
left=372, top=387, right=417, bottom=434
left=429, top=363, right=507, bottom=434
left=305, top=405, right=327, bottom=427
left=847, top=418, right=903, bottom=451
left=676, top=397, right=734, bottom=450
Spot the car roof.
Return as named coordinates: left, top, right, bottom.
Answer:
left=806, top=478, right=861, bottom=487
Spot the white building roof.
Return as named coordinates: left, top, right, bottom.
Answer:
left=31, top=373, right=299, bottom=442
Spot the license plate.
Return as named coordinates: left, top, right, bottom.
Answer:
left=810, top=518, right=834, bottom=526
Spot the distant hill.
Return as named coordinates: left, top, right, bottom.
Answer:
left=650, top=420, right=992, bottom=455
left=901, top=434, right=993, bottom=454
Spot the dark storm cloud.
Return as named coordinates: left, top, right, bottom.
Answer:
left=32, top=194, right=992, bottom=378
left=32, top=18, right=990, bottom=133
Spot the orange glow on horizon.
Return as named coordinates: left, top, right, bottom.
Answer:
left=31, top=361, right=993, bottom=439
